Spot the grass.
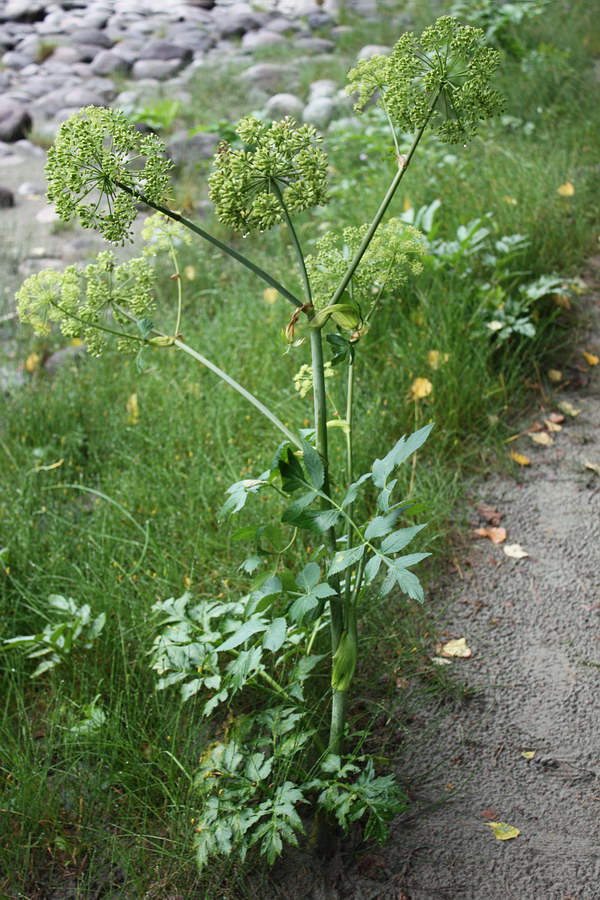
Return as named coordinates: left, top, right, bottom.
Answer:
left=1, top=0, right=600, bottom=895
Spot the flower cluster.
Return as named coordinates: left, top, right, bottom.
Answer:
left=17, top=252, right=156, bottom=356
left=293, top=361, right=334, bottom=398
left=208, top=116, right=329, bottom=234
left=346, top=16, right=504, bottom=142
left=141, top=211, right=192, bottom=255
left=306, top=219, right=425, bottom=310
left=46, top=106, right=173, bottom=244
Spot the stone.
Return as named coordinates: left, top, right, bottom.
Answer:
left=166, top=130, right=219, bottom=165
left=1, top=1, right=49, bottom=24
left=214, top=9, right=263, bottom=38
left=294, top=36, right=334, bottom=54
left=47, top=45, right=81, bottom=65
left=138, top=39, right=192, bottom=62
left=43, top=344, right=86, bottom=375
left=239, top=63, right=298, bottom=93
left=90, top=49, right=131, bottom=77
left=1, top=50, right=31, bottom=69
left=73, top=28, right=111, bottom=48
left=35, top=206, right=60, bottom=223
left=308, top=78, right=338, bottom=100
left=241, top=29, right=285, bottom=52
left=302, top=96, right=336, bottom=129
left=61, top=87, right=107, bottom=109
left=17, top=181, right=43, bottom=195
left=264, top=16, right=301, bottom=34
left=264, top=92, right=305, bottom=120
left=164, top=25, right=214, bottom=53
left=356, top=43, right=392, bottom=60
left=308, top=11, right=335, bottom=29
left=0, top=186, right=15, bottom=208
left=131, top=58, right=187, bottom=80
left=18, top=257, right=65, bottom=277
left=0, top=98, right=31, bottom=142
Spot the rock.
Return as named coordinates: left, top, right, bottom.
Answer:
left=43, top=344, right=86, bottom=375
left=47, top=45, right=82, bottom=64
left=186, top=0, right=216, bottom=8
left=264, top=93, right=305, bottom=120
left=138, top=39, right=192, bottom=62
left=308, top=11, right=335, bottom=29
left=0, top=99, right=31, bottom=142
left=264, top=16, right=301, bottom=34
left=166, top=130, right=219, bottom=165
left=18, top=257, right=65, bottom=277
left=35, top=206, right=60, bottom=224
left=73, top=28, right=111, bottom=49
left=356, top=44, right=392, bottom=60
left=0, top=364, right=25, bottom=393
left=1, top=1, right=49, bottom=24
left=60, top=237, right=97, bottom=262
left=164, top=25, right=214, bottom=53
left=17, top=181, right=43, bottom=195
left=241, top=29, right=285, bottom=52
left=308, top=79, right=338, bottom=100
left=294, top=36, right=335, bottom=54
left=1, top=50, right=32, bottom=69
left=131, top=58, right=187, bottom=80
left=60, top=87, right=107, bottom=109
left=302, top=96, right=336, bottom=129
left=239, top=63, right=298, bottom=93
left=214, top=9, right=263, bottom=38
left=0, top=186, right=15, bottom=208
left=90, top=49, right=131, bottom=77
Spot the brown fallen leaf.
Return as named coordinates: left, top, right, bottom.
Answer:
left=485, top=822, right=520, bottom=841
left=436, top=637, right=472, bottom=658
left=481, top=808, right=500, bottom=821
left=477, top=503, right=504, bottom=526
left=558, top=400, right=581, bottom=417
left=548, top=412, right=565, bottom=424
left=509, top=451, right=531, bottom=466
left=529, top=432, right=554, bottom=446
left=503, top=543, right=529, bottom=559
left=527, top=421, right=545, bottom=433
left=584, top=460, right=600, bottom=477
left=473, top=527, right=507, bottom=544
left=583, top=351, right=599, bottom=366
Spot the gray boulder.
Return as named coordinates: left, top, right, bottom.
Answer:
left=264, top=93, right=305, bottom=120
left=166, top=131, right=219, bottom=165
left=294, top=36, right=334, bottom=54
left=90, top=49, right=131, bottom=77
left=356, top=44, right=392, bottom=60
left=239, top=63, right=298, bottom=93
left=0, top=99, right=31, bottom=141
left=132, top=58, right=187, bottom=80
left=302, top=96, right=336, bottom=130
left=241, top=29, right=285, bottom=52
left=139, top=40, right=192, bottom=63
left=0, top=186, right=15, bottom=208
left=1, top=1, right=49, bottom=24
left=308, top=79, right=338, bottom=100
left=73, top=28, right=111, bottom=48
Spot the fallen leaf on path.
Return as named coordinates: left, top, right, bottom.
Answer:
left=583, top=351, right=599, bottom=366
left=521, top=751, right=536, bottom=759
left=477, top=504, right=504, bottom=526
left=431, top=657, right=452, bottom=666
left=481, top=808, right=500, bottom=820
left=485, top=822, right=520, bottom=841
left=409, top=377, right=433, bottom=401
left=557, top=181, right=574, bottom=196
left=503, top=543, right=529, bottom=559
left=548, top=412, right=565, bottom=424
left=474, top=527, right=507, bottom=544
left=544, top=418, right=562, bottom=432
left=557, top=400, right=581, bottom=417
left=547, top=369, right=563, bottom=383
left=529, top=432, right=554, bottom=446
left=437, top=637, right=472, bottom=658
left=509, top=451, right=531, bottom=466
left=584, top=460, right=600, bottom=477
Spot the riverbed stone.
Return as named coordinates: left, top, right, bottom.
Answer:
left=356, top=43, right=392, bottom=60
left=138, top=39, right=192, bottom=63
left=90, top=49, right=131, bottom=76
left=302, top=96, right=336, bottom=129
left=264, top=92, right=304, bottom=120
left=166, top=130, right=219, bottom=164
left=132, top=58, right=187, bottom=80
left=239, top=62, right=298, bottom=92
left=0, top=98, right=31, bottom=141
left=241, top=28, right=285, bottom=52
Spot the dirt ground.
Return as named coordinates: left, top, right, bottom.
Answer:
left=257, top=263, right=600, bottom=900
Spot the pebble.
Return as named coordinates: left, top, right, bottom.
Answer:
left=0, top=185, right=15, bottom=207
left=265, top=92, right=305, bottom=120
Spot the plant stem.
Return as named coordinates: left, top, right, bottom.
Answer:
left=173, top=339, right=302, bottom=448
left=168, top=237, right=183, bottom=337
left=326, top=94, right=440, bottom=310
left=115, top=182, right=303, bottom=309
left=343, top=359, right=355, bottom=608
left=274, top=183, right=312, bottom=305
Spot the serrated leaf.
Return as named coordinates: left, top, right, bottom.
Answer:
left=262, top=617, right=287, bottom=652
left=296, top=563, right=320, bottom=592
left=341, top=472, right=372, bottom=508
left=364, top=512, right=400, bottom=540
left=301, top=439, right=324, bottom=490
left=327, top=543, right=365, bottom=577
left=372, top=423, right=434, bottom=488
left=181, top=678, right=202, bottom=702
left=380, top=523, right=426, bottom=554
left=363, top=554, right=382, bottom=584
left=217, top=620, right=267, bottom=652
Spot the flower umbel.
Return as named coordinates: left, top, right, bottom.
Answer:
left=347, top=16, right=504, bottom=142
left=46, top=106, right=173, bottom=244
left=306, top=219, right=425, bottom=310
left=208, top=116, right=329, bottom=234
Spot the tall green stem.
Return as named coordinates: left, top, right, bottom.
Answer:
left=343, top=360, right=355, bottom=608
left=115, top=182, right=303, bottom=309
left=326, top=94, right=440, bottom=310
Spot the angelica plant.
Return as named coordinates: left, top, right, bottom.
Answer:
left=17, top=16, right=503, bottom=870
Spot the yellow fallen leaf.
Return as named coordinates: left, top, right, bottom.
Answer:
left=409, top=377, right=433, bottom=401
left=557, top=182, right=574, bottom=196
left=553, top=293, right=571, bottom=310
left=530, top=432, right=554, bottom=446
left=557, top=400, right=581, bottom=417
left=583, top=351, right=599, bottom=366
left=263, top=288, right=278, bottom=305
left=547, top=369, right=562, bottom=383
left=521, top=751, right=536, bottom=759
left=127, top=392, right=140, bottom=425
left=437, top=637, right=472, bottom=659
left=509, top=451, right=531, bottom=466
left=25, top=352, right=41, bottom=373
left=34, top=458, right=64, bottom=472
left=184, top=265, right=196, bottom=281
left=427, top=350, right=450, bottom=370
left=473, top=526, right=507, bottom=544
left=502, top=196, right=517, bottom=205
left=486, top=822, right=520, bottom=841
left=503, top=543, right=529, bottom=559
left=584, top=460, right=600, bottom=477
left=544, top=419, right=562, bottom=432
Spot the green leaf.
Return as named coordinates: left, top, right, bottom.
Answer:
left=364, top=512, right=400, bottom=540
left=380, top=558, right=426, bottom=603
left=226, top=648, right=263, bottom=692
left=327, top=332, right=355, bottom=366
left=363, top=554, right=382, bottom=584
left=327, top=543, right=365, bottom=577
left=301, top=439, right=324, bottom=490
left=372, top=423, right=434, bottom=489
left=181, top=678, right=202, bottom=702
left=310, top=303, right=361, bottom=330
left=341, top=472, right=372, bottom=508
left=217, top=620, right=267, bottom=652
left=262, top=617, right=287, bottom=653
left=380, top=523, right=427, bottom=554
left=296, top=563, right=320, bottom=592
